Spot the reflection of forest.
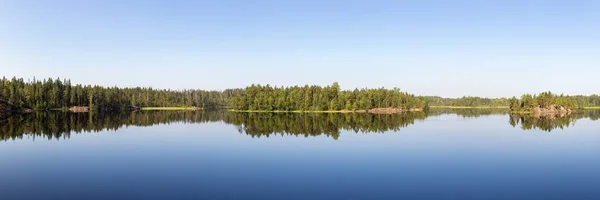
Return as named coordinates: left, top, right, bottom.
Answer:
left=0, top=111, right=427, bottom=141
left=509, top=109, right=600, bottom=132
left=0, top=111, right=228, bottom=141
left=230, top=112, right=428, bottom=140
left=1, top=109, right=599, bottom=141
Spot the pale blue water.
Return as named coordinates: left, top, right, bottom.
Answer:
left=0, top=111, right=599, bottom=200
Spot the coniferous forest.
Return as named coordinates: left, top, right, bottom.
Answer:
left=0, top=77, right=427, bottom=112
left=509, top=91, right=580, bottom=113
left=424, top=96, right=511, bottom=107
left=2, top=77, right=600, bottom=113
left=229, top=83, right=428, bottom=111
left=425, top=95, right=600, bottom=108
left=0, top=77, right=232, bottom=111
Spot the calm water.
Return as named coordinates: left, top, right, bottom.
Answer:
left=1, top=109, right=599, bottom=200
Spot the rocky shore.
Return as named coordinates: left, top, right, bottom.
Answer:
left=532, top=106, right=574, bottom=118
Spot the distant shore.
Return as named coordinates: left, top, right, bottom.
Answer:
left=429, top=106, right=509, bottom=109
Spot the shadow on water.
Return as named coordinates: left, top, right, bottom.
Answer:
left=1, top=108, right=599, bottom=141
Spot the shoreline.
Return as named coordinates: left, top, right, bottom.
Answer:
left=229, top=110, right=367, bottom=113
left=141, top=107, right=203, bottom=111
left=229, top=108, right=425, bottom=114
left=2, top=106, right=600, bottom=113
left=429, top=106, right=509, bottom=109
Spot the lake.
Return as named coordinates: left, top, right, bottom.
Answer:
left=1, top=109, right=599, bottom=200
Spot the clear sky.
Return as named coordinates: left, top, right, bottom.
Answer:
left=1, top=0, right=598, bottom=98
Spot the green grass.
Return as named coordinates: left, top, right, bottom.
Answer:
left=141, top=107, right=202, bottom=111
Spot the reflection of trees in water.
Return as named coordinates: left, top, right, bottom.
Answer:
left=230, top=112, right=428, bottom=140
left=0, top=111, right=228, bottom=141
left=509, top=109, right=600, bottom=132
left=0, top=111, right=427, bottom=141
left=2, top=109, right=599, bottom=141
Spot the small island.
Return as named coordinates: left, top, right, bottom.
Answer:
left=509, top=92, right=578, bottom=117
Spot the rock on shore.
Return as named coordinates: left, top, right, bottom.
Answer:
left=532, top=105, right=574, bottom=118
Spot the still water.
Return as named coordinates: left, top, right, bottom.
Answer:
left=1, top=109, right=599, bottom=200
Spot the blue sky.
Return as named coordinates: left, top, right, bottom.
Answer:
left=1, top=0, right=598, bottom=97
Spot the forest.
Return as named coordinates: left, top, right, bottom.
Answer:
left=509, top=92, right=580, bottom=112
left=229, top=83, right=428, bottom=111
left=424, top=96, right=510, bottom=107
left=2, top=77, right=599, bottom=113
left=426, top=95, right=600, bottom=108
left=0, top=77, right=427, bottom=112
left=0, top=77, right=233, bottom=111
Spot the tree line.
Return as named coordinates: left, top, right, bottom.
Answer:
left=426, top=94, right=600, bottom=108
left=0, top=77, right=428, bottom=112
left=424, top=96, right=510, bottom=107
left=3, top=77, right=599, bottom=112
left=0, top=77, right=232, bottom=111
left=230, top=82, right=428, bottom=111
left=509, top=91, right=579, bottom=112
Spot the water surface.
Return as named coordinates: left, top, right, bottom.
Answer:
left=1, top=109, right=599, bottom=200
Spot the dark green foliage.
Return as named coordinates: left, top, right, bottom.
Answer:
left=509, top=97, right=519, bottom=111
left=0, top=77, right=230, bottom=111
left=510, top=91, right=579, bottom=112
left=230, top=83, right=427, bottom=111
left=1, top=78, right=426, bottom=112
